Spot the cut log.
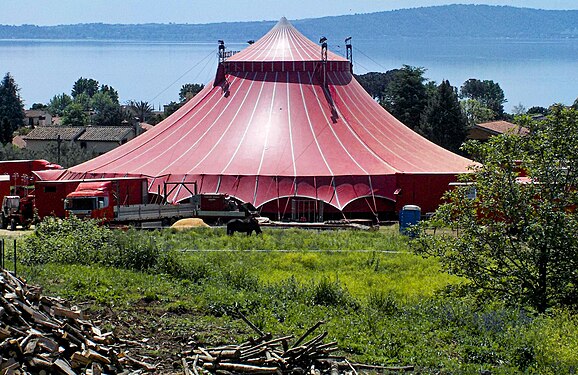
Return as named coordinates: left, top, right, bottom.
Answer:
left=204, top=362, right=280, bottom=373
left=53, top=358, right=76, bottom=375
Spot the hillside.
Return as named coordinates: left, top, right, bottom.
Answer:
left=0, top=5, right=576, bottom=42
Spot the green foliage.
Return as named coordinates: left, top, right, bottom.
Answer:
left=15, top=218, right=578, bottom=371
left=415, top=107, right=578, bottom=313
left=127, top=100, right=154, bottom=123
left=354, top=71, right=399, bottom=104
left=18, top=237, right=578, bottom=373
left=110, top=229, right=160, bottom=271
left=71, top=77, right=99, bottom=99
left=59, top=78, right=123, bottom=126
left=460, top=78, right=506, bottom=119
left=21, top=216, right=117, bottom=265
left=527, top=106, right=549, bottom=116
left=381, top=65, right=428, bottom=129
left=91, top=91, right=122, bottom=126
left=61, top=102, right=89, bottom=127
left=163, top=101, right=181, bottom=118
left=461, top=98, right=497, bottom=126
left=417, top=79, right=468, bottom=153
left=48, top=93, right=73, bottom=116
left=0, top=72, right=25, bottom=143
left=179, top=83, right=204, bottom=102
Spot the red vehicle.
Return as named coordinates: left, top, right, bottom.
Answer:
left=64, top=178, right=150, bottom=222
left=64, top=179, right=247, bottom=227
left=1, top=195, right=35, bottom=230
left=0, top=160, right=62, bottom=230
left=33, top=180, right=84, bottom=219
left=0, top=159, right=61, bottom=177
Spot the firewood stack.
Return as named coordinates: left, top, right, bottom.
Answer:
left=183, top=312, right=415, bottom=375
left=183, top=320, right=339, bottom=375
left=0, top=269, right=155, bottom=374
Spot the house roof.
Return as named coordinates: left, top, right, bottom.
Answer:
left=12, top=135, right=26, bottom=148
left=475, top=121, right=529, bottom=136
left=25, top=109, right=50, bottom=118
left=77, top=127, right=134, bottom=142
left=23, top=126, right=85, bottom=141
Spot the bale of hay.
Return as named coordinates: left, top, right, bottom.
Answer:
left=171, top=218, right=209, bottom=229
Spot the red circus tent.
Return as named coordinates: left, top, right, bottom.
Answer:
left=52, top=18, right=473, bottom=220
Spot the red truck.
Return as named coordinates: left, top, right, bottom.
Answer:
left=64, top=178, right=149, bottom=222
left=64, top=179, right=247, bottom=227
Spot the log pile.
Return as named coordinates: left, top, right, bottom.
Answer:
left=0, top=269, right=155, bottom=374
left=183, top=313, right=414, bottom=375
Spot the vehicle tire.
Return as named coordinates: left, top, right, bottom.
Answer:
left=10, top=218, right=17, bottom=231
left=0, top=214, right=6, bottom=229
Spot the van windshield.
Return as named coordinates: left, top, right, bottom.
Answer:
left=65, top=197, right=96, bottom=211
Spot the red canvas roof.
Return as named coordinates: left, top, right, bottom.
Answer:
left=228, top=18, right=346, bottom=63
left=61, top=18, right=473, bottom=212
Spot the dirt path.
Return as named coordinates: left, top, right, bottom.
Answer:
left=0, top=228, right=33, bottom=237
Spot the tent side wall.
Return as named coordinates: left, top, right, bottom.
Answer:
left=394, top=173, right=460, bottom=215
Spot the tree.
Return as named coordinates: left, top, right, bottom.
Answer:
left=71, top=77, right=99, bottom=99
left=91, top=91, right=121, bottom=126
left=460, top=99, right=495, bottom=126
left=74, top=92, right=92, bottom=112
left=381, top=65, right=428, bottom=129
left=30, top=103, right=48, bottom=110
left=415, top=107, right=578, bottom=313
left=527, top=106, right=548, bottom=116
left=163, top=101, right=181, bottom=118
left=48, top=93, right=73, bottom=116
left=99, top=84, right=119, bottom=104
left=460, top=78, right=507, bottom=119
left=0, top=73, right=25, bottom=144
left=127, top=100, right=154, bottom=123
left=511, top=103, right=526, bottom=115
left=417, top=80, right=468, bottom=153
left=179, top=83, right=204, bottom=102
left=61, top=102, right=89, bottom=127
left=354, top=70, right=399, bottom=103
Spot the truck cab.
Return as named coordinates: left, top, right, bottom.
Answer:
left=64, top=182, right=114, bottom=220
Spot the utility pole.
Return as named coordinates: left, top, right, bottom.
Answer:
left=57, top=135, right=62, bottom=165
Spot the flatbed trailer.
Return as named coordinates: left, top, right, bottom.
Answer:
left=112, top=204, right=246, bottom=225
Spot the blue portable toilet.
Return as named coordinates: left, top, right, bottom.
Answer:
left=399, top=205, right=421, bottom=236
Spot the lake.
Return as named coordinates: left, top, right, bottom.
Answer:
left=1, top=37, right=577, bottom=112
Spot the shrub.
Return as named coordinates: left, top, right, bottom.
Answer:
left=21, top=216, right=117, bottom=265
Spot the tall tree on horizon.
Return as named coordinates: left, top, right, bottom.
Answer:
left=355, top=70, right=399, bottom=104
left=381, top=65, right=428, bottom=129
left=0, top=73, right=25, bottom=144
left=460, top=78, right=507, bottom=119
left=71, top=77, right=99, bottom=99
left=417, top=80, right=468, bottom=153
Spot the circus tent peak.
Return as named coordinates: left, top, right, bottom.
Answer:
left=60, top=18, right=474, bottom=218
left=227, top=17, right=347, bottom=63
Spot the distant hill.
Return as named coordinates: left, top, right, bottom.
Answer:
left=1, top=5, right=577, bottom=42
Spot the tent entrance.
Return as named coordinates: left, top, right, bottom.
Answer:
left=291, top=199, right=324, bottom=222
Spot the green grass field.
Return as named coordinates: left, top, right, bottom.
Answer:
left=7, top=219, right=578, bottom=374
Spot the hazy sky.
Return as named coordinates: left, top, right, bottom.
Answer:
left=2, top=0, right=577, bottom=25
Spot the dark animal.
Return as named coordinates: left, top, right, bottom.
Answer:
left=227, top=217, right=262, bottom=236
